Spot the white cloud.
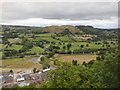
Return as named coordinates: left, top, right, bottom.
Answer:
left=1, top=0, right=119, bottom=2
left=1, top=2, right=118, bottom=28
left=1, top=16, right=118, bottom=29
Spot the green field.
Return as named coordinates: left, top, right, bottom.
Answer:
left=35, top=33, right=55, bottom=37
left=27, top=46, right=44, bottom=54
left=7, top=45, right=23, bottom=50
left=8, top=38, right=22, bottom=43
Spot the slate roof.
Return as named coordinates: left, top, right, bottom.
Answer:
left=1, top=72, right=14, bottom=83
left=23, top=74, right=31, bottom=81
left=18, top=82, right=30, bottom=87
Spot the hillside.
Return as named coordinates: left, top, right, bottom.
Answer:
left=76, top=25, right=102, bottom=35
left=41, top=25, right=83, bottom=34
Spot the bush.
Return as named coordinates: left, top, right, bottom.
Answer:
left=19, top=54, right=24, bottom=58
left=42, top=64, right=50, bottom=69
left=47, top=52, right=54, bottom=58
left=33, top=68, right=37, bottom=73
left=40, top=57, right=45, bottom=61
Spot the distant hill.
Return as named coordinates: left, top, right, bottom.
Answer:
left=75, top=25, right=103, bottom=35
left=41, top=25, right=83, bottom=34
left=1, top=25, right=117, bottom=35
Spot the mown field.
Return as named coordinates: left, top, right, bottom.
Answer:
left=1, top=57, right=37, bottom=67
left=0, top=56, right=42, bottom=72
left=54, top=54, right=97, bottom=64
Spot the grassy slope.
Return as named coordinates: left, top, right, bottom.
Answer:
left=41, top=25, right=83, bottom=34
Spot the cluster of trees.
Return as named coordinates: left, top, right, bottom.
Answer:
left=62, top=43, right=72, bottom=50
left=42, top=63, right=50, bottom=69
left=51, top=48, right=101, bottom=54
left=48, top=45, right=60, bottom=51
left=3, top=49, right=18, bottom=57
left=61, top=28, right=73, bottom=36
left=2, top=32, right=19, bottom=39
left=39, top=52, right=54, bottom=69
left=73, top=48, right=98, bottom=54
left=19, top=41, right=33, bottom=53
left=31, top=30, right=47, bottom=34
left=33, top=68, right=40, bottom=73
left=3, top=37, right=34, bottom=58
left=72, top=60, right=78, bottom=66
left=47, top=43, right=72, bottom=53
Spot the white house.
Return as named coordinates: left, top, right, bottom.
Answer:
left=16, top=74, right=25, bottom=82
left=42, top=68, right=51, bottom=73
left=9, top=74, right=14, bottom=77
left=38, top=72, right=42, bottom=74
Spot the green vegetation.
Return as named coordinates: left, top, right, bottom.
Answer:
left=2, top=25, right=117, bottom=59
left=38, top=48, right=119, bottom=88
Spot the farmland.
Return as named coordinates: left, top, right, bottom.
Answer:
left=55, top=54, right=97, bottom=64
left=0, top=56, right=42, bottom=72
left=1, top=25, right=118, bottom=72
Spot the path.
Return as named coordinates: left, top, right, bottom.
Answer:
left=28, top=55, right=44, bottom=64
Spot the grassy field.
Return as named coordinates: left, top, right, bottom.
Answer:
left=35, top=33, right=55, bottom=37
left=7, top=45, right=23, bottom=50
left=27, top=46, right=44, bottom=54
left=0, top=56, right=38, bottom=67
left=1, top=56, right=42, bottom=72
left=8, top=38, right=22, bottom=43
left=54, top=54, right=97, bottom=64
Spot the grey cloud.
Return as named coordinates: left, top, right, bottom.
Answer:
left=2, top=2, right=118, bottom=22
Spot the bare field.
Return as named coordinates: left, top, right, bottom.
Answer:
left=56, top=54, right=97, bottom=64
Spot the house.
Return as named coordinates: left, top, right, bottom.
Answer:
left=35, top=73, right=42, bottom=79
left=50, top=66, right=56, bottom=70
left=8, top=73, right=14, bottom=77
left=16, top=74, right=25, bottom=82
left=23, top=74, right=31, bottom=81
left=31, top=78, right=43, bottom=85
left=2, top=72, right=14, bottom=83
left=42, top=68, right=51, bottom=73
left=42, top=66, right=56, bottom=73
left=40, top=72, right=48, bottom=81
left=18, top=82, right=30, bottom=87
left=38, top=71, right=42, bottom=74
left=0, top=75, right=3, bottom=79
left=29, top=73, right=40, bottom=80
left=2, top=76, right=13, bottom=84
left=41, top=66, right=56, bottom=81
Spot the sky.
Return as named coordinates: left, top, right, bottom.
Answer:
left=0, top=1, right=118, bottom=29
